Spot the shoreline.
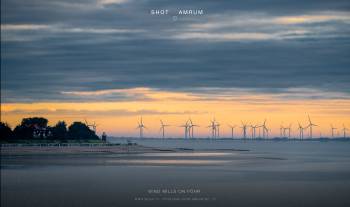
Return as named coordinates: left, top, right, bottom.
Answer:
left=0, top=144, right=178, bottom=156
left=0, top=143, right=249, bottom=156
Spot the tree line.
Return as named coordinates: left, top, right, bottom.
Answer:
left=0, top=117, right=99, bottom=141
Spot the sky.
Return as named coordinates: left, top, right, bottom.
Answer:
left=1, top=0, right=350, bottom=138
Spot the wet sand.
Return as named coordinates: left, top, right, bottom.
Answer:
left=0, top=144, right=177, bottom=156
left=2, top=141, right=350, bottom=207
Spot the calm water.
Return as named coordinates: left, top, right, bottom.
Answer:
left=2, top=139, right=350, bottom=207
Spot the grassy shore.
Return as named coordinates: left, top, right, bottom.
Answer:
left=0, top=139, right=105, bottom=144
left=0, top=141, right=178, bottom=156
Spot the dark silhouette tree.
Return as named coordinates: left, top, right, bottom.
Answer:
left=52, top=121, right=68, bottom=140
left=0, top=122, right=13, bottom=140
left=68, top=122, right=98, bottom=140
left=12, top=117, right=49, bottom=139
left=4, top=118, right=99, bottom=141
left=13, top=125, right=33, bottom=139
left=21, top=117, right=48, bottom=128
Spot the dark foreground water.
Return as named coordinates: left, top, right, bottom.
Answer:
left=2, top=139, right=350, bottom=207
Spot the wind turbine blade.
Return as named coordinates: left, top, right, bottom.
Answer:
left=308, top=114, right=312, bottom=124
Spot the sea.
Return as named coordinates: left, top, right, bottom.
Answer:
left=2, top=138, right=350, bottom=207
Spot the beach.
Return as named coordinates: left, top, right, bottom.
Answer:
left=2, top=139, right=350, bottom=207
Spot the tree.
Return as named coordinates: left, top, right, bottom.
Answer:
left=13, top=125, right=33, bottom=139
left=52, top=121, right=68, bottom=140
left=21, top=117, right=48, bottom=128
left=68, top=122, right=98, bottom=140
left=12, top=117, right=49, bottom=139
left=0, top=122, right=13, bottom=140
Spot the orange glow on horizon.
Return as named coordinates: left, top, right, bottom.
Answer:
left=1, top=88, right=350, bottom=138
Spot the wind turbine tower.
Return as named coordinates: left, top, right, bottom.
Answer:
left=180, top=120, right=190, bottom=139
left=280, top=124, right=285, bottom=138
left=261, top=119, right=269, bottom=138
left=136, top=117, right=146, bottom=138
left=160, top=120, right=170, bottom=139
left=286, top=123, right=292, bottom=138
left=228, top=125, right=236, bottom=138
left=342, top=124, right=349, bottom=138
left=297, top=122, right=304, bottom=140
left=250, top=124, right=258, bottom=139
left=207, top=119, right=217, bottom=138
left=188, top=119, right=199, bottom=138
left=330, top=124, right=337, bottom=138
left=307, top=115, right=318, bottom=138
left=241, top=122, right=249, bottom=139
left=215, top=121, right=220, bottom=138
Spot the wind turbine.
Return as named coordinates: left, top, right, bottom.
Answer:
left=84, top=119, right=98, bottom=132
left=188, top=119, right=199, bottom=138
left=250, top=124, right=258, bottom=139
left=285, top=123, right=292, bottom=138
left=297, top=122, right=305, bottom=140
left=280, top=124, right=285, bottom=137
left=330, top=124, right=337, bottom=138
left=307, top=114, right=317, bottom=138
left=136, top=117, right=146, bottom=138
left=241, top=121, right=249, bottom=139
left=179, top=120, right=190, bottom=139
left=84, top=119, right=90, bottom=126
left=215, top=121, right=221, bottom=138
left=228, top=124, right=237, bottom=138
left=342, top=124, right=349, bottom=138
left=266, top=128, right=270, bottom=139
left=261, top=119, right=269, bottom=138
left=160, top=120, right=170, bottom=139
left=207, top=119, right=217, bottom=138
left=266, top=127, right=271, bottom=138
left=91, top=122, right=98, bottom=132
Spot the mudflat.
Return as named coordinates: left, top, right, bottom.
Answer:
left=2, top=141, right=350, bottom=207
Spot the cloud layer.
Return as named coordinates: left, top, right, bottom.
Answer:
left=1, top=0, right=350, bottom=102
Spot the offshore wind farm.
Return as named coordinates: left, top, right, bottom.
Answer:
left=129, top=115, right=349, bottom=140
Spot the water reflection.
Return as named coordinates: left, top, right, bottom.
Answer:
left=141, top=152, right=233, bottom=157
left=107, top=159, right=231, bottom=165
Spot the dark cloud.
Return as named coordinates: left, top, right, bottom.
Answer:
left=2, top=109, right=206, bottom=116
left=1, top=0, right=350, bottom=102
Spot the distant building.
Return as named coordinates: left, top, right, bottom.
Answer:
left=33, top=125, right=52, bottom=139
left=102, top=132, right=107, bottom=142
